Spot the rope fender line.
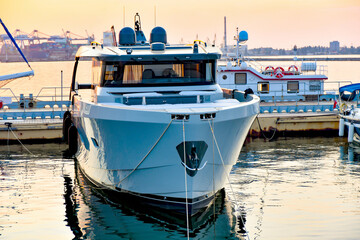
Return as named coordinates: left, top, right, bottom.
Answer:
left=116, top=119, right=174, bottom=185
left=207, top=120, right=251, bottom=240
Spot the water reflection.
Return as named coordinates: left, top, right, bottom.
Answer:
left=2, top=138, right=359, bottom=239
left=63, top=162, right=246, bottom=239
left=340, top=143, right=360, bottom=162
left=234, top=137, right=360, bottom=239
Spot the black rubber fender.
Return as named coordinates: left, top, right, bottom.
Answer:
left=244, top=88, right=254, bottom=98
left=62, top=111, right=72, bottom=143
left=68, top=124, right=78, bottom=156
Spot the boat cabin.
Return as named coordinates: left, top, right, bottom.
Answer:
left=72, top=26, right=223, bottom=106
left=94, top=57, right=215, bottom=88
left=217, top=61, right=329, bottom=102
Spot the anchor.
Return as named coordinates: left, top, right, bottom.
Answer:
left=176, top=141, right=208, bottom=177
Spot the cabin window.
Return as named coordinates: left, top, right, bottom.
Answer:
left=258, top=82, right=269, bottom=93
left=91, top=58, right=102, bottom=86
left=205, top=63, right=213, bottom=81
left=287, top=81, right=299, bottom=93
left=235, top=73, right=247, bottom=84
left=309, top=81, right=321, bottom=91
left=222, top=75, right=227, bottom=80
left=101, top=60, right=215, bottom=87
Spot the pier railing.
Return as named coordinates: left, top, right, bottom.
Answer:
left=0, top=86, right=71, bottom=120
left=243, top=57, right=328, bottom=76
left=254, top=81, right=353, bottom=113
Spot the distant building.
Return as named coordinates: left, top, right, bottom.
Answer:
left=241, top=45, right=248, bottom=56
left=330, top=41, right=340, bottom=53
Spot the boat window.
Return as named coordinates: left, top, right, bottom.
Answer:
left=287, top=81, right=299, bottom=93
left=235, top=73, right=247, bottom=84
left=91, top=58, right=102, bottom=86
left=257, top=82, right=269, bottom=94
left=101, top=60, right=215, bottom=87
left=309, top=80, right=321, bottom=91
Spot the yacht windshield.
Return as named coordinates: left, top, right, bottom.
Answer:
left=101, top=60, right=215, bottom=87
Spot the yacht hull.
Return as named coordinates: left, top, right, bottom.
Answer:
left=72, top=99, right=258, bottom=215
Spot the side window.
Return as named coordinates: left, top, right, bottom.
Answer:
left=205, top=63, right=213, bottom=82
left=104, top=65, right=115, bottom=81
left=91, top=58, right=102, bottom=86
left=235, top=73, right=247, bottom=84
left=287, top=81, right=299, bottom=93
left=309, top=80, right=321, bottom=91
left=258, top=82, right=269, bottom=94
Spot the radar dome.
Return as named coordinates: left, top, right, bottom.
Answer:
left=240, top=61, right=248, bottom=70
left=119, top=27, right=136, bottom=45
left=150, top=27, right=167, bottom=44
left=239, top=31, right=248, bottom=43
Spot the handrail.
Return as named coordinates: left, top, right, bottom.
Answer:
left=0, top=86, right=71, bottom=104
left=243, top=57, right=266, bottom=72
left=220, top=80, right=353, bottom=107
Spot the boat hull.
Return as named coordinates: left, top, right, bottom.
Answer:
left=72, top=99, right=258, bottom=215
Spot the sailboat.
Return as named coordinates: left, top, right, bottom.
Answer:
left=0, top=19, right=70, bottom=142
left=0, top=18, right=34, bottom=82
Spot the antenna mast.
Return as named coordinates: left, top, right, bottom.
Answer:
left=224, top=16, right=227, bottom=52
left=123, top=6, right=125, bottom=27
left=154, top=6, right=157, bottom=26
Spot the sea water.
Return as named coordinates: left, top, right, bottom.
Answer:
left=0, top=138, right=359, bottom=239
left=0, top=59, right=360, bottom=239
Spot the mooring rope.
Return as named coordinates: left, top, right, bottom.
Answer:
left=182, top=119, right=190, bottom=240
left=116, top=119, right=174, bottom=185
left=208, top=120, right=251, bottom=240
left=6, top=123, right=34, bottom=155
left=211, top=118, right=216, bottom=238
left=256, top=115, right=278, bottom=141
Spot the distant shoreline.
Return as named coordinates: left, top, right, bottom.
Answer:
left=1, top=57, right=360, bottom=63
left=248, top=57, right=360, bottom=61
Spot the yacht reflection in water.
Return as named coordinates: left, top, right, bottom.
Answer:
left=63, top=162, right=247, bottom=239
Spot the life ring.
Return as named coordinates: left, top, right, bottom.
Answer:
left=274, top=67, right=284, bottom=73
left=340, top=102, right=348, bottom=113
left=274, top=67, right=284, bottom=78
left=288, top=65, right=298, bottom=72
left=274, top=71, right=284, bottom=78
left=265, top=66, right=274, bottom=71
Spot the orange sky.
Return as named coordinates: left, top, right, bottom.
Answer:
left=1, top=0, right=359, bottom=49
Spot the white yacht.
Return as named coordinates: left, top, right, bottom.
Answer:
left=218, top=30, right=330, bottom=103
left=64, top=17, right=259, bottom=216
left=217, top=60, right=329, bottom=102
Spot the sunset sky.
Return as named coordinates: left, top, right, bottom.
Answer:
left=1, top=0, right=359, bottom=49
